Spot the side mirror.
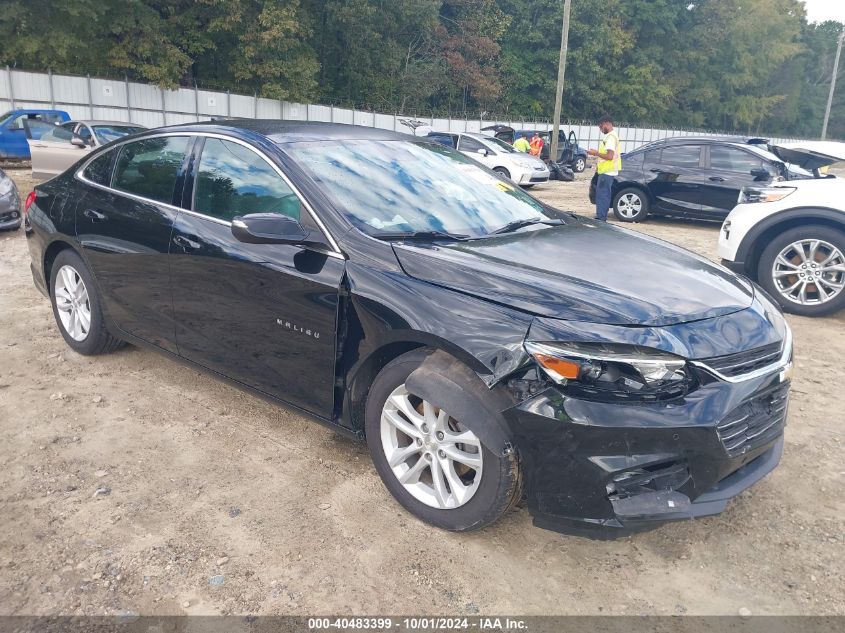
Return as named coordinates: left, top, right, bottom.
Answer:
left=476, top=148, right=490, bottom=157
left=750, top=167, right=771, bottom=181
left=71, top=137, right=87, bottom=148
left=232, top=213, right=313, bottom=245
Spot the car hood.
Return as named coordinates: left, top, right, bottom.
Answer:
left=392, top=221, right=754, bottom=327
left=770, top=141, right=845, bottom=171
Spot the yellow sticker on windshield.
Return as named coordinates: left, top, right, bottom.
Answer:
left=496, top=181, right=515, bottom=193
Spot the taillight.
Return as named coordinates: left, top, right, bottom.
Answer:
left=24, top=190, right=36, bottom=215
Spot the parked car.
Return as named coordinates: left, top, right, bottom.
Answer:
left=0, top=168, right=22, bottom=230
left=0, top=109, right=70, bottom=160
left=482, top=125, right=588, bottom=173
left=25, top=121, right=792, bottom=538
left=590, top=136, right=811, bottom=223
left=28, top=120, right=147, bottom=180
left=719, top=141, right=845, bottom=317
left=426, top=131, right=549, bottom=186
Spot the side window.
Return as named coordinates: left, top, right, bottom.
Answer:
left=112, top=136, right=189, bottom=204
left=41, top=126, right=75, bottom=144
left=660, top=145, right=701, bottom=168
left=710, top=146, right=764, bottom=173
left=84, top=150, right=115, bottom=186
left=624, top=151, right=645, bottom=167
left=193, top=138, right=301, bottom=222
left=644, top=148, right=662, bottom=163
left=458, top=136, right=486, bottom=153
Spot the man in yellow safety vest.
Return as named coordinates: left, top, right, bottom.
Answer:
left=587, top=114, right=621, bottom=221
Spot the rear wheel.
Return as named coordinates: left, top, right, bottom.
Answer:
left=365, top=350, right=522, bottom=531
left=572, top=156, right=586, bottom=173
left=49, top=250, right=124, bottom=355
left=613, top=187, right=649, bottom=222
left=758, top=225, right=845, bottom=317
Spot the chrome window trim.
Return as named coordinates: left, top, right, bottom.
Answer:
left=692, top=325, right=793, bottom=383
left=74, top=130, right=345, bottom=260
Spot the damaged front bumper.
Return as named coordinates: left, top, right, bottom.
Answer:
left=504, top=366, right=790, bottom=539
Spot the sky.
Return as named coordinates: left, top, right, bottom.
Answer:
left=802, top=0, right=845, bottom=24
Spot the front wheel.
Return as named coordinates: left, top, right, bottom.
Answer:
left=365, top=350, right=522, bottom=531
left=492, top=167, right=511, bottom=180
left=757, top=225, right=845, bottom=317
left=613, top=187, right=649, bottom=222
left=572, top=156, right=586, bottom=173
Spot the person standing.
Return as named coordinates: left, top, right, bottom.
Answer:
left=513, top=134, right=531, bottom=152
left=587, top=115, right=621, bottom=221
left=529, top=131, right=544, bottom=156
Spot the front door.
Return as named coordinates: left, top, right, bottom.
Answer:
left=169, top=136, right=344, bottom=418
left=699, top=144, right=770, bottom=218
left=76, top=135, right=191, bottom=353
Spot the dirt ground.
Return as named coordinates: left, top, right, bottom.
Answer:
left=0, top=165, right=843, bottom=617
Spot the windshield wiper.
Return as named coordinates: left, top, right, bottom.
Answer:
left=373, top=230, right=470, bottom=241
left=488, top=217, right=566, bottom=235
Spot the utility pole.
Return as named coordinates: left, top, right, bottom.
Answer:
left=550, top=0, right=572, bottom=163
left=822, top=29, right=844, bottom=140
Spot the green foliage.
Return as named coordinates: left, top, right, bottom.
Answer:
left=0, top=0, right=842, bottom=137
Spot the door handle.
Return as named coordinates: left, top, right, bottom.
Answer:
left=173, top=235, right=201, bottom=251
left=649, top=168, right=664, bottom=174
left=709, top=176, right=726, bottom=182
left=83, top=208, right=107, bottom=222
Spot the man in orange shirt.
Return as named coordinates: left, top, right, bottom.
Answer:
left=529, top=132, right=544, bottom=156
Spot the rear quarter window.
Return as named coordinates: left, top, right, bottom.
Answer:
left=83, top=150, right=116, bottom=186
left=112, top=136, right=189, bottom=205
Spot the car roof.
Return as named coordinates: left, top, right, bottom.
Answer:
left=68, top=120, right=147, bottom=127
left=635, top=135, right=769, bottom=150
left=146, top=120, right=409, bottom=144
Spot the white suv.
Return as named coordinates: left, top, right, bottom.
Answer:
left=426, top=132, right=550, bottom=186
left=719, top=141, right=845, bottom=317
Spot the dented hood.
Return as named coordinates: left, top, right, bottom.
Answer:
left=770, top=141, right=845, bottom=171
left=392, top=222, right=754, bottom=326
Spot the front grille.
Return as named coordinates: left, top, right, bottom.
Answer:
left=717, top=382, right=789, bottom=457
left=702, top=341, right=782, bottom=378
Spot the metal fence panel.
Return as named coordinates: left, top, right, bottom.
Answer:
left=0, top=67, right=809, bottom=148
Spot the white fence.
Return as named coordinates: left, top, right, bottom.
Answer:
left=0, top=67, right=804, bottom=153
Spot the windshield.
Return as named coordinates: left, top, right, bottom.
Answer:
left=482, top=136, right=517, bottom=153
left=92, top=125, right=145, bottom=144
left=288, top=139, right=552, bottom=238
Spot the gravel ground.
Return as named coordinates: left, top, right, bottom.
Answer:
left=0, top=166, right=843, bottom=617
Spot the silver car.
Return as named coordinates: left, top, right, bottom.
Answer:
left=0, top=168, right=21, bottom=230
left=28, top=120, right=146, bottom=180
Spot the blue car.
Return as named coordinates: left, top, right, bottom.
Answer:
left=0, top=109, right=71, bottom=160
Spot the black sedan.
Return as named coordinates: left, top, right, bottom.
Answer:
left=591, top=136, right=811, bottom=223
left=24, top=121, right=793, bottom=538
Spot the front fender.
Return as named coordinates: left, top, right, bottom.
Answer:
left=734, top=205, right=845, bottom=264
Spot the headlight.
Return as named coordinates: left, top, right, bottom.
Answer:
left=738, top=186, right=795, bottom=204
left=524, top=341, right=692, bottom=401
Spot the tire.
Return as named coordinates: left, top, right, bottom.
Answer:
left=365, top=349, right=522, bottom=532
left=757, top=224, right=845, bottom=317
left=572, top=156, right=586, bottom=173
left=612, top=187, right=649, bottom=222
left=49, top=249, right=125, bottom=355
left=493, top=167, right=511, bottom=180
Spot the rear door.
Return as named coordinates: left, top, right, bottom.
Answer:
left=699, top=144, right=770, bottom=218
left=645, top=144, right=704, bottom=217
left=169, top=136, right=344, bottom=418
left=76, top=135, right=192, bottom=353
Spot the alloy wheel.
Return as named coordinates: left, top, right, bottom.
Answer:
left=772, top=239, right=845, bottom=305
left=54, top=265, right=91, bottom=341
left=379, top=384, right=483, bottom=509
left=616, top=193, right=643, bottom=219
